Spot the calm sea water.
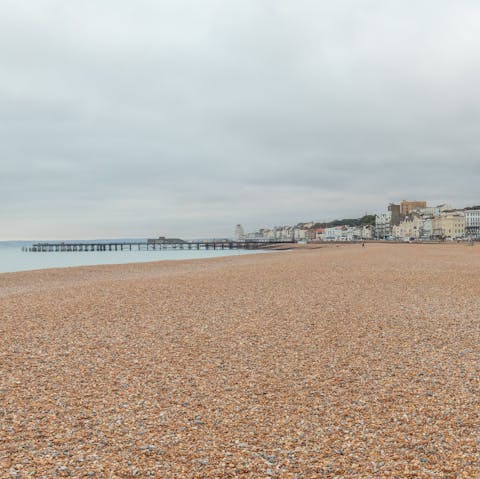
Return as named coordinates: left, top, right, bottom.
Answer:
left=0, top=241, right=261, bottom=274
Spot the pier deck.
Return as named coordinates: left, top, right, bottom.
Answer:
left=25, top=240, right=294, bottom=252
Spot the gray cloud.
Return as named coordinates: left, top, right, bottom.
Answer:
left=1, top=0, right=479, bottom=239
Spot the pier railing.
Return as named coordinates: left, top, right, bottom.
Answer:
left=24, top=240, right=295, bottom=252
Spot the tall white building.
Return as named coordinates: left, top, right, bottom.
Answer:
left=465, top=209, right=480, bottom=238
left=234, top=224, right=245, bottom=240
left=375, top=212, right=392, bottom=239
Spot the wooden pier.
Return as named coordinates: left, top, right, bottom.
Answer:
left=25, top=240, right=294, bottom=253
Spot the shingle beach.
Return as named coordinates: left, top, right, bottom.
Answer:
left=1, top=244, right=479, bottom=478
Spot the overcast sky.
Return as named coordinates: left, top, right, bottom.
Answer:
left=1, top=0, right=479, bottom=239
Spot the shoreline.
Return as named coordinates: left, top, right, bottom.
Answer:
left=0, top=247, right=269, bottom=277
left=2, top=240, right=475, bottom=276
left=2, top=243, right=480, bottom=477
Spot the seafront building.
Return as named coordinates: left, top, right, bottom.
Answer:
left=434, top=204, right=453, bottom=216
left=375, top=200, right=468, bottom=241
left=421, top=217, right=434, bottom=239
left=378, top=202, right=470, bottom=241
left=375, top=211, right=393, bottom=239
left=465, top=208, right=480, bottom=238
left=322, top=226, right=353, bottom=241
left=374, top=202, right=407, bottom=239
left=240, top=199, right=478, bottom=243
left=400, top=200, right=427, bottom=217
left=392, top=214, right=424, bottom=240
left=294, top=227, right=307, bottom=241
left=234, top=224, right=245, bottom=240
left=432, top=211, right=466, bottom=240
left=243, top=225, right=294, bottom=241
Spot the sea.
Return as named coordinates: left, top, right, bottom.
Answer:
left=0, top=240, right=261, bottom=274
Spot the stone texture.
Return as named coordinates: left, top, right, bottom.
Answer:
left=1, top=244, right=479, bottom=478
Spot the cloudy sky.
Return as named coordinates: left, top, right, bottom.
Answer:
left=1, top=0, right=479, bottom=239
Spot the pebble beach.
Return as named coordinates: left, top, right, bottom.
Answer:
left=1, top=243, right=479, bottom=478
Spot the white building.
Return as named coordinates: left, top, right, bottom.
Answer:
left=323, top=226, right=354, bottom=241
left=234, top=224, right=245, bottom=240
left=361, top=225, right=374, bottom=240
left=465, top=209, right=480, bottom=238
left=414, top=206, right=436, bottom=216
left=392, top=215, right=424, bottom=240
left=375, top=212, right=392, bottom=239
left=349, top=225, right=374, bottom=240
left=323, top=227, right=339, bottom=241
left=293, top=228, right=307, bottom=240
left=432, top=210, right=466, bottom=239
left=434, top=204, right=453, bottom=216
left=421, top=217, right=434, bottom=239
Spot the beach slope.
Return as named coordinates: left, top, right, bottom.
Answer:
left=1, top=244, right=479, bottom=477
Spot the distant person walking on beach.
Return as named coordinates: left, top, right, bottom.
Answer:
left=362, top=242, right=365, bottom=248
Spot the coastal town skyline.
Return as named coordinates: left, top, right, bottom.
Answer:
left=239, top=198, right=480, bottom=242
left=2, top=196, right=479, bottom=242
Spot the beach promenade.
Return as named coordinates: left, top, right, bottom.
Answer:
left=1, top=244, right=479, bottom=478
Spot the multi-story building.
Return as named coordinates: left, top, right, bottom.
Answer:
left=392, top=214, right=423, bottom=240
left=400, top=200, right=427, bottom=218
left=421, top=217, right=434, bottom=239
left=244, top=225, right=296, bottom=241
left=414, top=206, right=436, bottom=216
left=375, top=203, right=404, bottom=239
left=244, top=231, right=261, bottom=240
left=432, top=211, right=466, bottom=239
left=293, top=228, right=307, bottom=241
left=305, top=229, right=317, bottom=241
left=234, top=224, right=244, bottom=240
left=433, top=204, right=453, bottom=216
left=323, top=227, right=343, bottom=241
left=283, top=226, right=296, bottom=240
left=349, top=225, right=373, bottom=240
left=465, top=208, right=480, bottom=238
left=360, top=225, right=374, bottom=240
left=375, top=211, right=392, bottom=239
left=315, top=228, right=325, bottom=240
left=388, top=203, right=402, bottom=226
left=322, top=226, right=354, bottom=241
